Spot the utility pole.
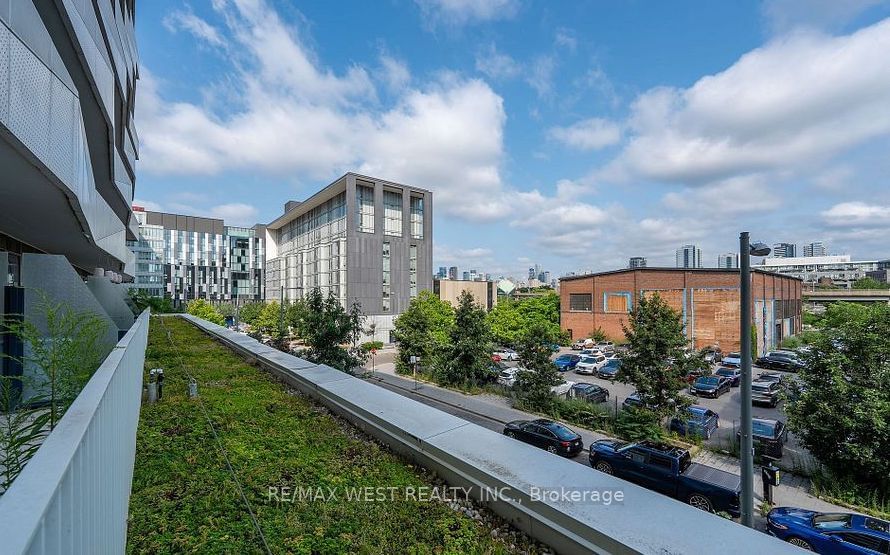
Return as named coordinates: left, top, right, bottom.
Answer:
left=739, top=231, right=760, bottom=528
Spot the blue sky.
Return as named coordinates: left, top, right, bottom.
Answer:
left=134, top=0, right=890, bottom=279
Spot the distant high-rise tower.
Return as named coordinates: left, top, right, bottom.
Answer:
left=437, top=266, right=447, bottom=279
left=803, top=242, right=827, bottom=257
left=676, top=245, right=702, bottom=268
left=448, top=266, right=458, bottom=280
left=718, top=253, right=739, bottom=269
left=629, top=257, right=647, bottom=269
left=462, top=271, right=470, bottom=280
left=772, top=243, right=797, bottom=258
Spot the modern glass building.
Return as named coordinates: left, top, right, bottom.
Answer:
left=265, top=173, right=433, bottom=343
left=128, top=208, right=265, bottom=306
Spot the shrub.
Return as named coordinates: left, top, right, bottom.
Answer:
left=185, top=299, right=224, bottom=326
left=613, top=407, right=664, bottom=442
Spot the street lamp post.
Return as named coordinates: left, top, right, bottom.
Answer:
left=739, top=232, right=770, bottom=528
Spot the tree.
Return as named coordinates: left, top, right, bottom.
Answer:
left=438, top=292, right=491, bottom=387
left=252, top=301, right=288, bottom=345
left=392, top=291, right=454, bottom=375
left=785, top=302, right=890, bottom=492
left=127, top=289, right=174, bottom=314
left=186, top=299, right=225, bottom=326
left=616, top=293, right=700, bottom=416
left=587, top=327, right=607, bottom=342
left=513, top=321, right=563, bottom=413
left=853, top=277, right=890, bottom=290
left=487, top=292, right=565, bottom=346
left=285, top=299, right=308, bottom=338
left=238, top=301, right=264, bottom=326
left=301, top=288, right=368, bottom=374
left=216, top=302, right=235, bottom=318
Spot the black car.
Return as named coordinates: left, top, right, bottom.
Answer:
left=702, top=347, right=723, bottom=364
left=714, top=366, right=741, bottom=387
left=568, top=382, right=609, bottom=404
left=503, top=419, right=584, bottom=457
left=689, top=376, right=731, bottom=398
left=756, top=351, right=806, bottom=372
left=736, top=418, right=788, bottom=460
left=752, top=380, right=782, bottom=407
left=757, top=371, right=786, bottom=387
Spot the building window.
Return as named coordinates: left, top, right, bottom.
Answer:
left=604, top=292, right=632, bottom=313
left=356, top=183, right=374, bottom=233
left=383, top=190, right=402, bottom=236
left=382, top=241, right=391, bottom=312
left=569, top=293, right=592, bottom=312
left=409, top=245, right=418, bottom=298
left=410, top=196, right=423, bottom=239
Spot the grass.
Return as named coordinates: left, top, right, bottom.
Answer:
left=809, top=469, right=890, bottom=520
left=128, top=317, right=522, bottom=554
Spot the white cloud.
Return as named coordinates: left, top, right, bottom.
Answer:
left=163, top=10, right=225, bottom=47
left=132, top=198, right=163, bottom=212
left=526, top=55, right=555, bottom=98
left=548, top=118, right=621, bottom=151
left=415, top=0, right=520, bottom=26
left=762, top=0, right=889, bottom=34
left=138, top=0, right=509, bottom=221
left=662, top=175, right=778, bottom=215
left=555, top=28, right=578, bottom=52
left=606, top=18, right=890, bottom=185
left=208, top=203, right=260, bottom=226
left=379, top=55, right=411, bottom=92
left=475, top=43, right=521, bottom=80
left=822, top=201, right=890, bottom=227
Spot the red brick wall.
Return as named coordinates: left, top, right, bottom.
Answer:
left=560, top=269, right=802, bottom=350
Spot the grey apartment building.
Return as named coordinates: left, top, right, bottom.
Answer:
left=128, top=208, right=265, bottom=306
left=265, top=173, right=432, bottom=343
left=2, top=2, right=140, bottom=379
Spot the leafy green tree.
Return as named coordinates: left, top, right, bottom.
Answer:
left=438, top=292, right=491, bottom=387
left=513, top=321, right=563, bottom=413
left=127, top=289, right=174, bottom=314
left=616, top=293, right=700, bottom=416
left=587, top=327, right=607, bottom=342
left=785, top=302, right=890, bottom=492
left=238, top=301, right=264, bottom=326
left=852, top=276, right=890, bottom=289
left=301, top=288, right=368, bottom=374
left=487, top=292, right=565, bottom=346
left=253, top=301, right=287, bottom=344
left=216, top=302, right=235, bottom=318
left=392, top=291, right=454, bottom=375
left=285, top=299, right=308, bottom=338
left=186, top=299, right=225, bottom=326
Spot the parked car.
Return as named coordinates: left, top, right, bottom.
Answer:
left=702, top=347, right=723, bottom=364
left=757, top=371, right=787, bottom=387
left=622, top=391, right=645, bottom=410
left=689, top=375, right=731, bottom=398
left=596, top=341, right=614, bottom=350
left=493, top=347, right=520, bottom=361
left=580, top=348, right=601, bottom=356
left=723, top=352, right=742, bottom=368
left=568, top=382, right=609, bottom=404
left=684, top=368, right=710, bottom=384
left=551, top=375, right=576, bottom=397
left=549, top=343, right=562, bottom=352
left=575, top=354, right=607, bottom=375
left=714, top=366, right=742, bottom=387
left=669, top=406, right=720, bottom=440
left=597, top=358, right=622, bottom=380
left=503, top=419, right=584, bottom=457
left=486, top=360, right=511, bottom=383
left=496, top=367, right=528, bottom=387
left=752, top=380, right=782, bottom=407
left=589, top=440, right=741, bottom=516
left=553, top=354, right=581, bottom=371
left=757, top=351, right=806, bottom=372
left=766, top=508, right=890, bottom=553
left=736, top=418, right=788, bottom=460
left=571, top=340, right=586, bottom=350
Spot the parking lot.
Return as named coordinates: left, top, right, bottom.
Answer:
left=534, top=348, right=812, bottom=468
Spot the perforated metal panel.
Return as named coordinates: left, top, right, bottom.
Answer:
left=7, top=31, right=52, bottom=159
left=0, top=22, right=9, bottom=125
left=47, top=77, right=78, bottom=186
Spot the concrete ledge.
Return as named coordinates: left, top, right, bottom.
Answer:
left=179, top=314, right=799, bottom=555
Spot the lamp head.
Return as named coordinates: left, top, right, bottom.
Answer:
left=750, top=242, right=771, bottom=257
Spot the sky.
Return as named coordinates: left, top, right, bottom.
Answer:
left=133, top=0, right=890, bottom=279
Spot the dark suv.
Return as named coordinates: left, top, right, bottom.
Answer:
left=756, top=351, right=806, bottom=372
left=752, top=380, right=782, bottom=407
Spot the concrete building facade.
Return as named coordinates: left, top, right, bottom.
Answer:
left=264, top=173, right=432, bottom=343
left=759, top=255, right=888, bottom=289
left=127, top=208, right=265, bottom=306
left=676, top=245, right=702, bottom=268
left=772, top=243, right=797, bottom=258
left=718, top=253, right=739, bottom=269
left=628, top=257, right=647, bottom=269
left=560, top=268, right=802, bottom=355
left=803, top=242, right=827, bottom=257
left=434, top=279, right=497, bottom=311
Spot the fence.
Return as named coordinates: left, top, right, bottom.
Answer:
left=0, top=310, right=150, bottom=554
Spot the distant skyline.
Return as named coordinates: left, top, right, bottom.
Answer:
left=134, top=1, right=890, bottom=278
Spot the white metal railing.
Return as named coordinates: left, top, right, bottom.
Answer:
left=0, top=310, right=149, bottom=554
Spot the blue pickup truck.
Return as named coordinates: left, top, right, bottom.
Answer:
left=589, top=440, right=741, bottom=516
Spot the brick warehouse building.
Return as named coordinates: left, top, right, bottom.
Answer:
left=560, top=268, right=802, bottom=355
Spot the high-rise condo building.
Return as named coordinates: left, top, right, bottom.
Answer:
left=718, top=253, right=739, bottom=269
left=628, top=257, right=647, bottom=269
left=803, top=242, right=827, bottom=257
left=675, top=245, right=703, bottom=268
left=772, top=243, right=797, bottom=258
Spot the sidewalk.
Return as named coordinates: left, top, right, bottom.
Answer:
left=364, top=361, right=848, bottom=518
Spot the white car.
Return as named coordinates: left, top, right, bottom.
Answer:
left=575, top=354, right=607, bottom=375
left=493, top=347, right=520, bottom=361
left=497, top=367, right=529, bottom=387
left=579, top=348, right=602, bottom=356
left=551, top=376, right=575, bottom=397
